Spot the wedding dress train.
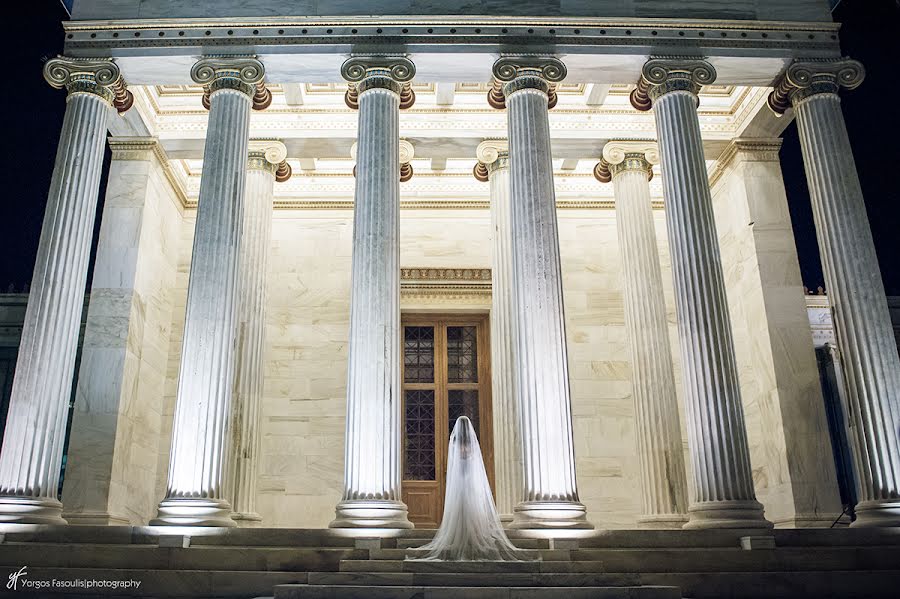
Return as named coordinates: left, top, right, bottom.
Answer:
left=408, top=416, right=532, bottom=561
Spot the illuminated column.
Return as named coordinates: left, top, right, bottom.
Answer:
left=769, top=59, right=900, bottom=527
left=474, top=139, right=522, bottom=524
left=0, top=58, right=131, bottom=524
left=492, top=56, right=591, bottom=529
left=631, top=58, right=771, bottom=529
left=595, top=141, right=690, bottom=528
left=152, top=57, right=268, bottom=527
left=227, top=140, right=290, bottom=527
left=331, top=56, right=415, bottom=529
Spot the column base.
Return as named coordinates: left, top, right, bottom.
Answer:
left=851, top=500, right=900, bottom=528
left=329, top=499, right=414, bottom=529
left=231, top=511, right=264, bottom=527
left=0, top=496, right=67, bottom=525
left=61, top=510, right=131, bottom=526
left=150, top=498, right=237, bottom=527
left=509, top=501, right=593, bottom=530
left=637, top=513, right=689, bottom=529
left=683, top=500, right=773, bottom=530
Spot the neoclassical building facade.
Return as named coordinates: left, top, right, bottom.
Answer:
left=0, top=0, right=897, bottom=534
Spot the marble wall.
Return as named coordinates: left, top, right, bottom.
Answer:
left=62, top=141, right=184, bottom=525
left=153, top=206, right=682, bottom=527
left=70, top=0, right=833, bottom=22
left=62, top=148, right=841, bottom=528
left=710, top=140, right=842, bottom=527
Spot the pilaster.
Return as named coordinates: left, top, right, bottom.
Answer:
left=61, top=138, right=182, bottom=526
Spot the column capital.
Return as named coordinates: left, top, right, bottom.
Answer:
left=630, top=57, right=717, bottom=111
left=350, top=139, right=415, bottom=181
left=192, top=56, right=270, bottom=109
left=248, top=139, right=291, bottom=181
left=474, top=139, right=509, bottom=181
left=341, top=56, right=416, bottom=109
left=594, top=140, right=658, bottom=183
left=43, top=56, right=133, bottom=113
left=488, top=56, right=566, bottom=109
left=767, top=58, right=865, bottom=115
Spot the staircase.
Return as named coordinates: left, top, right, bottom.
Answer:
left=1, top=526, right=899, bottom=598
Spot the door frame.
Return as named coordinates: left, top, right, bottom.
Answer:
left=400, top=312, right=494, bottom=527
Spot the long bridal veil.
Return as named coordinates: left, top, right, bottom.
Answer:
left=409, top=416, right=532, bottom=561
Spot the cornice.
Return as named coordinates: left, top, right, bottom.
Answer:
left=63, top=17, right=841, bottom=33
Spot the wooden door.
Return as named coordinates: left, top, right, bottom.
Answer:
left=401, top=314, right=493, bottom=528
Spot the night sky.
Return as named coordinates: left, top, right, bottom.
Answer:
left=2, top=1, right=899, bottom=296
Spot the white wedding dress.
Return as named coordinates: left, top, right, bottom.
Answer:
left=408, top=416, right=532, bottom=561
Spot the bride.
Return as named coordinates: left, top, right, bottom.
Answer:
left=408, top=416, right=532, bottom=561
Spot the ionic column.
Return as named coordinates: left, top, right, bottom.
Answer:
left=474, top=139, right=522, bottom=524
left=492, top=56, right=591, bottom=529
left=631, top=58, right=771, bottom=529
left=152, top=57, right=266, bottom=527
left=769, top=59, right=900, bottom=527
left=0, top=58, right=131, bottom=524
left=331, top=56, right=416, bottom=529
left=227, top=140, right=290, bottom=527
left=594, top=141, right=689, bottom=528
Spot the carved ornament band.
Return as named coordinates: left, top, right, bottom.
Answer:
left=767, top=58, right=865, bottom=115
left=191, top=56, right=266, bottom=101
left=630, top=57, right=716, bottom=111
left=43, top=57, right=133, bottom=113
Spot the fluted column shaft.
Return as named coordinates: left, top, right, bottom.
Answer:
left=496, top=57, right=590, bottom=530
left=792, top=84, right=900, bottom=527
left=331, top=58, right=415, bottom=529
left=481, top=148, right=522, bottom=523
left=608, top=149, right=690, bottom=527
left=645, top=59, right=771, bottom=529
left=153, top=58, right=263, bottom=527
left=227, top=142, right=283, bottom=526
left=0, top=83, right=112, bottom=525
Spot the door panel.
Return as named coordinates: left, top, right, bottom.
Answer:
left=401, top=315, right=493, bottom=528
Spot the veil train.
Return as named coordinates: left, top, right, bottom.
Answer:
left=407, top=416, right=533, bottom=561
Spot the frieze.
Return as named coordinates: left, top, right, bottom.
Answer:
left=401, top=268, right=491, bottom=281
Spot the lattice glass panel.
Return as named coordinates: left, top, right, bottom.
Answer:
left=405, top=390, right=436, bottom=480
left=446, top=326, right=478, bottom=382
left=404, top=326, right=435, bottom=383
left=448, top=390, right=479, bottom=439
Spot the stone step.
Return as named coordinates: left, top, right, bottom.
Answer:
left=274, top=584, right=683, bottom=599
left=573, top=528, right=900, bottom=549
left=0, top=525, right=363, bottom=548
left=380, top=547, right=565, bottom=561
left=341, top=545, right=900, bottom=573
left=397, top=537, right=549, bottom=549
left=0, top=543, right=365, bottom=572
left=309, top=571, right=643, bottom=587
left=641, top=570, right=900, bottom=599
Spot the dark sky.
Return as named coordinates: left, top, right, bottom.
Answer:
left=1, top=1, right=899, bottom=295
